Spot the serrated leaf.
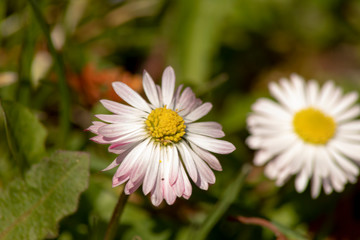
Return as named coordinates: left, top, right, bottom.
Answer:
left=1, top=100, right=47, bottom=168
left=0, top=151, right=90, bottom=240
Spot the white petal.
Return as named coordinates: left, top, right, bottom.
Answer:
left=337, top=120, right=360, bottom=132
left=187, top=122, right=224, bottom=138
left=190, top=147, right=215, bottom=189
left=187, top=121, right=222, bottom=130
left=112, top=173, right=129, bottom=187
left=172, top=170, right=185, bottom=197
left=100, top=99, right=147, bottom=117
left=161, top=66, right=176, bottom=106
left=186, top=133, right=235, bottom=154
left=246, top=136, right=262, bottom=149
left=150, top=162, right=164, bottom=206
left=329, top=139, right=360, bottom=162
left=169, top=145, right=180, bottom=185
left=104, top=144, right=136, bottom=169
left=176, top=87, right=196, bottom=113
left=275, top=167, right=292, bottom=186
left=314, top=147, right=330, bottom=178
left=327, top=159, right=346, bottom=193
left=327, top=148, right=359, bottom=176
left=190, top=142, right=222, bottom=171
left=253, top=150, right=274, bottom=166
left=129, top=139, right=152, bottom=184
left=180, top=164, right=192, bottom=199
left=98, top=122, right=144, bottom=138
left=322, top=178, right=333, bottom=195
left=269, top=81, right=294, bottom=112
left=87, top=121, right=106, bottom=134
left=173, top=84, right=183, bottom=107
left=103, top=157, right=122, bottom=172
left=112, top=81, right=152, bottom=113
left=264, top=160, right=279, bottom=180
left=330, top=91, right=358, bottom=116
left=95, top=114, right=143, bottom=123
left=177, top=142, right=198, bottom=183
left=295, top=168, right=309, bottom=193
left=248, top=125, right=289, bottom=136
left=311, top=174, right=322, bottom=198
left=143, top=144, right=160, bottom=195
left=268, top=140, right=303, bottom=175
left=317, top=81, right=343, bottom=112
left=290, top=74, right=307, bottom=109
left=336, top=131, right=360, bottom=142
left=108, top=142, right=136, bottom=154
left=100, top=127, right=147, bottom=144
left=306, top=80, right=319, bottom=106
left=256, top=133, right=297, bottom=156
left=317, top=81, right=336, bottom=109
left=247, top=114, right=291, bottom=129
left=185, top=102, right=212, bottom=122
left=143, top=70, right=160, bottom=108
left=161, top=148, right=177, bottom=205
left=335, top=105, right=360, bottom=123
left=113, top=140, right=149, bottom=180
left=303, top=144, right=315, bottom=177
left=252, top=98, right=292, bottom=121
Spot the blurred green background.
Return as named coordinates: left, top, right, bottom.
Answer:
left=1, top=0, right=360, bottom=239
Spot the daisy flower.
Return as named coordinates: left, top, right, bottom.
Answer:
left=247, top=74, right=360, bottom=198
left=88, top=66, right=235, bottom=206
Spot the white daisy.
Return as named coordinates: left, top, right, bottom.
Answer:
left=246, top=74, right=360, bottom=198
left=88, top=66, right=235, bottom=206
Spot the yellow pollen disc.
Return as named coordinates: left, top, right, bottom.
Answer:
left=145, top=106, right=186, bottom=146
left=292, top=107, right=336, bottom=144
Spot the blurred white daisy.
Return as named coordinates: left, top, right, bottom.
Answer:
left=247, top=74, right=360, bottom=198
left=88, top=66, right=235, bottom=206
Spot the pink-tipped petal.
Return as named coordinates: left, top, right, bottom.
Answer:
left=185, top=102, right=212, bottom=122
left=100, top=99, right=147, bottom=117
left=161, top=66, right=176, bottom=106
left=190, top=142, right=222, bottom=171
left=112, top=81, right=152, bottom=113
left=87, top=121, right=106, bottom=134
left=169, top=145, right=180, bottom=185
left=143, top=70, right=160, bottom=108
left=187, top=123, right=225, bottom=138
left=187, top=133, right=236, bottom=154
left=143, top=146, right=161, bottom=195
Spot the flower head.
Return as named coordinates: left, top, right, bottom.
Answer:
left=247, top=74, right=360, bottom=198
left=88, top=66, right=235, bottom=206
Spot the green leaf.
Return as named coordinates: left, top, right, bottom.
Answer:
left=1, top=100, right=47, bottom=168
left=0, top=150, right=90, bottom=240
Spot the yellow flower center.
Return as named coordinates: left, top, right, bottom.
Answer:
left=293, top=107, right=336, bottom=144
left=146, top=106, right=186, bottom=146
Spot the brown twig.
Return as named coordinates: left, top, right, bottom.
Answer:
left=229, top=215, right=288, bottom=240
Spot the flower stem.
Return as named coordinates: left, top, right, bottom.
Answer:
left=229, top=216, right=288, bottom=240
left=104, top=191, right=129, bottom=240
left=191, top=164, right=251, bottom=240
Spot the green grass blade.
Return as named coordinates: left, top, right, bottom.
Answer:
left=190, top=164, right=251, bottom=240
left=28, top=0, right=70, bottom=148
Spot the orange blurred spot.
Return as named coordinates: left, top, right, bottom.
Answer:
left=68, top=63, right=142, bottom=106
